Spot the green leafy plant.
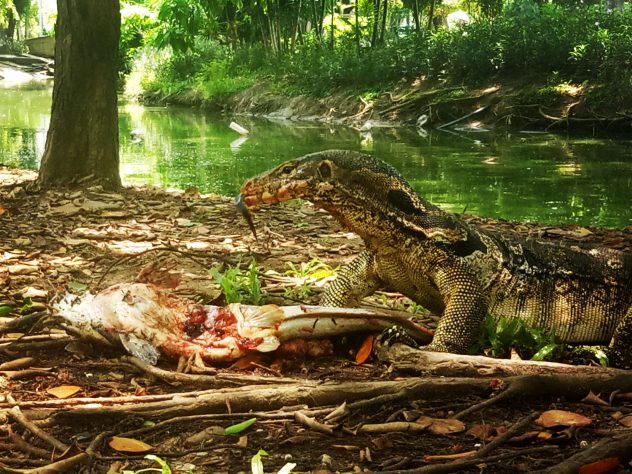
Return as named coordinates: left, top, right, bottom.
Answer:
left=284, top=258, right=333, bottom=279
left=224, top=417, right=256, bottom=435
left=471, top=314, right=562, bottom=361
left=210, top=261, right=265, bottom=305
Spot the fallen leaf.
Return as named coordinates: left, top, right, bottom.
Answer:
left=536, top=410, right=592, bottom=428
left=108, top=436, right=153, bottom=453
left=618, top=415, right=632, bottom=427
left=21, top=287, right=48, bottom=299
left=355, top=335, right=373, bottom=364
left=467, top=423, right=497, bottom=441
left=582, top=391, right=609, bottom=406
left=224, top=417, right=256, bottom=435
left=579, top=457, right=620, bottom=474
left=47, top=385, right=82, bottom=399
left=427, top=418, right=466, bottom=435
left=0, top=357, right=35, bottom=371
left=231, top=353, right=265, bottom=370
left=50, top=202, right=81, bottom=216
left=8, top=264, right=38, bottom=275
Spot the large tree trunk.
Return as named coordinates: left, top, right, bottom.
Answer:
left=38, top=0, right=121, bottom=190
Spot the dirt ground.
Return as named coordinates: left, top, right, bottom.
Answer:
left=1, top=166, right=632, bottom=474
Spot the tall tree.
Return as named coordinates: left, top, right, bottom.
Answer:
left=38, top=0, right=121, bottom=190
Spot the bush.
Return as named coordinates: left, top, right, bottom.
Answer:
left=131, top=0, right=632, bottom=100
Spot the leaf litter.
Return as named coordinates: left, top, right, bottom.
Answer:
left=1, top=166, right=632, bottom=473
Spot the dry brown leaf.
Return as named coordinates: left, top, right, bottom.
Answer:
left=618, top=415, right=632, bottom=427
left=536, top=410, right=592, bottom=428
left=355, top=335, right=374, bottom=364
left=582, top=390, right=609, bottom=406
left=467, top=423, right=497, bottom=441
left=428, top=418, right=466, bottom=435
left=46, top=385, right=82, bottom=399
left=108, top=436, right=153, bottom=453
left=7, top=264, right=38, bottom=275
left=579, top=457, right=620, bottom=474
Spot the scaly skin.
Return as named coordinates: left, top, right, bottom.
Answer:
left=240, top=150, right=632, bottom=366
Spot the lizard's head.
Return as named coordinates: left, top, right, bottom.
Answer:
left=238, top=150, right=443, bottom=239
left=240, top=149, right=428, bottom=210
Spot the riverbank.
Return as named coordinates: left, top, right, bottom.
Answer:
left=140, top=76, right=632, bottom=132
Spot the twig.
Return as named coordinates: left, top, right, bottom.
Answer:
left=295, top=411, right=335, bottom=434
left=23, top=451, right=89, bottom=474
left=7, top=430, right=50, bottom=458
left=475, top=411, right=540, bottom=457
left=122, top=355, right=298, bottom=385
left=8, top=406, right=69, bottom=452
left=436, top=106, right=488, bottom=129
left=0, top=312, right=47, bottom=334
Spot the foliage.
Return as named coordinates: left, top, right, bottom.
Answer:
left=224, top=417, right=256, bottom=435
left=210, top=261, right=265, bottom=305
left=470, top=314, right=562, bottom=361
left=120, top=3, right=156, bottom=74
left=128, top=0, right=632, bottom=109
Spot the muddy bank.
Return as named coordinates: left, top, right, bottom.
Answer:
left=141, top=79, right=632, bottom=132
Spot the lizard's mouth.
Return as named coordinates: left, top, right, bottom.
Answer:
left=239, top=180, right=310, bottom=207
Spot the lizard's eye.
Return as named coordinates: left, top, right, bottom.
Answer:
left=318, top=161, right=332, bottom=179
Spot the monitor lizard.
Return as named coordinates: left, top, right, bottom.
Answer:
left=239, top=150, right=632, bottom=367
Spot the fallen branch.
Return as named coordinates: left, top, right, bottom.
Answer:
left=8, top=406, right=69, bottom=452
left=436, top=106, right=488, bottom=129
left=535, top=431, right=632, bottom=474
left=382, top=344, right=626, bottom=377
left=381, top=445, right=560, bottom=474
left=49, top=378, right=491, bottom=420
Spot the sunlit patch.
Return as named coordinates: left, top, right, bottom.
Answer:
left=185, top=241, right=212, bottom=250
left=555, top=162, right=582, bottom=175
left=105, top=240, right=154, bottom=256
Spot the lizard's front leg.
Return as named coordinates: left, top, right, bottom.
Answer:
left=606, top=306, right=632, bottom=368
left=425, top=265, right=489, bottom=354
left=321, top=250, right=384, bottom=307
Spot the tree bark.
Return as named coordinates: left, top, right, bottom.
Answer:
left=38, top=0, right=121, bottom=190
left=379, top=0, right=388, bottom=44
left=412, top=0, right=420, bottom=32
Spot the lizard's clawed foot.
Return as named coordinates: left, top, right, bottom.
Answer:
left=374, top=325, right=421, bottom=349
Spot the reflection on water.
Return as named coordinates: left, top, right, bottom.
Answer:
left=1, top=84, right=631, bottom=227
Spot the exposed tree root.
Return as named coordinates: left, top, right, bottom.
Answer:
left=382, top=344, right=627, bottom=377
left=535, top=431, right=632, bottom=474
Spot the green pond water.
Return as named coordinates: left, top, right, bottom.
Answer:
left=1, top=83, right=631, bottom=228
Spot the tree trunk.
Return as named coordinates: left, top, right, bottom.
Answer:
left=354, top=0, right=360, bottom=51
left=370, top=0, right=380, bottom=47
left=412, top=0, right=420, bottom=32
left=379, top=0, right=388, bottom=44
left=38, top=0, right=121, bottom=190
left=427, top=0, right=436, bottom=30
left=329, top=0, right=335, bottom=49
